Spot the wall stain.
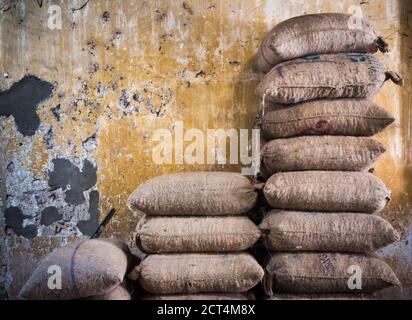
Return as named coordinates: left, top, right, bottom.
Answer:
left=4, top=207, right=38, bottom=239
left=40, top=206, right=62, bottom=226
left=48, top=158, right=97, bottom=205
left=0, top=75, right=52, bottom=136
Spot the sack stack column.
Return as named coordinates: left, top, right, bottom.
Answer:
left=254, top=13, right=402, bottom=298
left=127, top=172, right=264, bottom=300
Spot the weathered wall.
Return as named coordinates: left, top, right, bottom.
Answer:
left=0, top=0, right=411, bottom=299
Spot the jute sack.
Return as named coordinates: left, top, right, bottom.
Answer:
left=258, top=99, right=395, bottom=139
left=138, top=253, right=264, bottom=294
left=127, top=172, right=258, bottom=216
left=263, top=253, right=400, bottom=294
left=143, top=293, right=255, bottom=300
left=256, top=53, right=402, bottom=104
left=84, top=285, right=131, bottom=300
left=19, top=239, right=129, bottom=300
left=263, top=171, right=390, bottom=213
left=260, top=136, right=385, bottom=176
left=259, top=210, right=399, bottom=252
left=136, top=216, right=261, bottom=253
left=254, top=13, right=389, bottom=73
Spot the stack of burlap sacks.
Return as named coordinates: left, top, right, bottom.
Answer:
left=253, top=13, right=403, bottom=299
left=127, top=172, right=264, bottom=300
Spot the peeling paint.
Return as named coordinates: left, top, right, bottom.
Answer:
left=0, top=75, right=52, bottom=136
left=48, top=158, right=97, bottom=205
left=4, top=207, right=38, bottom=239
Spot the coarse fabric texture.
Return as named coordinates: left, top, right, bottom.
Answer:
left=254, top=13, right=388, bottom=73
left=127, top=172, right=258, bottom=216
left=19, top=239, right=129, bottom=300
left=263, top=171, right=390, bottom=213
left=264, top=253, right=400, bottom=294
left=258, top=99, right=395, bottom=139
left=260, top=136, right=385, bottom=176
left=267, top=294, right=370, bottom=300
left=105, top=238, right=139, bottom=273
left=259, top=210, right=399, bottom=252
left=256, top=53, right=402, bottom=104
left=139, top=253, right=264, bottom=294
left=136, top=216, right=261, bottom=253
left=143, top=293, right=255, bottom=300
left=84, top=285, right=131, bottom=300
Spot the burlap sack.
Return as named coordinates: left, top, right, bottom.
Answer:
left=254, top=13, right=389, bottom=73
left=138, top=253, right=264, bottom=294
left=136, top=216, right=261, bottom=253
left=259, top=210, right=399, bottom=252
left=143, top=293, right=255, bottom=300
left=256, top=53, right=402, bottom=104
left=260, top=136, right=385, bottom=176
left=264, top=253, right=400, bottom=294
left=258, top=99, right=395, bottom=139
left=84, top=285, right=131, bottom=300
left=127, top=172, right=258, bottom=216
left=263, top=171, right=390, bottom=213
left=19, top=239, right=129, bottom=300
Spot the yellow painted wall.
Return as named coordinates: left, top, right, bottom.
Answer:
left=0, top=0, right=411, bottom=298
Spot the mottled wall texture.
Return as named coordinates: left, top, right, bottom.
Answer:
left=0, top=0, right=411, bottom=299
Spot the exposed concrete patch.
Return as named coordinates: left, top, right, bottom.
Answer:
left=4, top=207, right=38, bottom=239
left=77, top=190, right=100, bottom=236
left=51, top=104, right=61, bottom=121
left=40, top=206, right=62, bottom=226
left=43, top=127, right=54, bottom=150
left=48, top=158, right=97, bottom=206
left=82, top=133, right=97, bottom=152
left=0, top=75, right=53, bottom=136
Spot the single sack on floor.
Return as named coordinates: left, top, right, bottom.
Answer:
left=19, top=239, right=129, bottom=300
left=127, top=172, right=258, bottom=216
left=257, top=99, right=395, bottom=139
left=136, top=216, right=261, bottom=253
left=263, top=171, right=390, bottom=213
left=259, top=210, right=399, bottom=252
left=256, top=53, right=402, bottom=104
left=138, top=253, right=264, bottom=294
left=254, top=13, right=389, bottom=73
left=260, top=136, right=385, bottom=177
left=263, top=253, right=400, bottom=295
